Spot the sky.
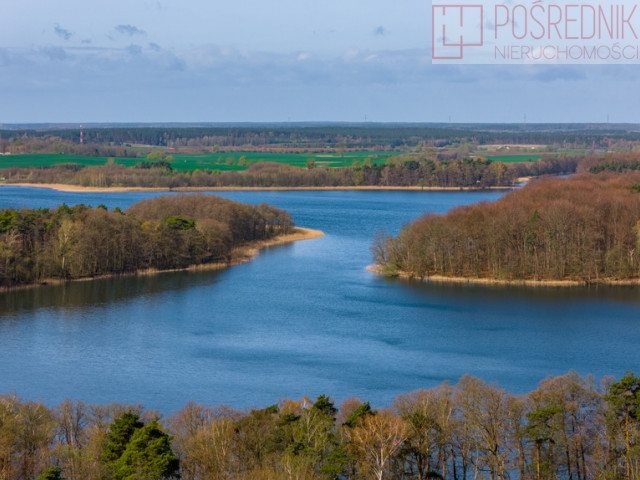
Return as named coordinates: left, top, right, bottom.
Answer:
left=0, top=0, right=638, bottom=123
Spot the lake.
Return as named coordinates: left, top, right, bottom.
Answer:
left=0, top=186, right=638, bottom=414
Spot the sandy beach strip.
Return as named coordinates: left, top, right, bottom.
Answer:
left=365, top=265, right=640, bottom=287
left=3, top=183, right=517, bottom=193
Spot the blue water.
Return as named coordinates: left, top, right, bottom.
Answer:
left=0, top=186, right=638, bottom=413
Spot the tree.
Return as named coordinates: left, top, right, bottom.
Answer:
left=102, top=412, right=144, bottom=464
left=345, top=410, right=407, bottom=480
left=111, top=420, right=179, bottom=480
left=605, top=372, right=640, bottom=480
left=343, top=402, right=375, bottom=429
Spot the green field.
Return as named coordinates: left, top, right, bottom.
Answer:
left=485, top=154, right=548, bottom=163
left=0, top=151, right=400, bottom=171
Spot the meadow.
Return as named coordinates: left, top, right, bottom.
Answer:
left=0, top=151, right=401, bottom=172
left=484, top=153, right=547, bottom=163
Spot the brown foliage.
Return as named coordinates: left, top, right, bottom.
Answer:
left=381, top=173, right=640, bottom=282
left=0, top=195, right=294, bottom=287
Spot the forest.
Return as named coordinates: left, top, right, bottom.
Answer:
left=0, top=195, right=294, bottom=288
left=1, top=124, right=639, bottom=150
left=1, top=371, right=638, bottom=480
left=373, top=172, right=640, bottom=283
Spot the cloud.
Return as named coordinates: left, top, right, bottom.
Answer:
left=115, top=24, right=146, bottom=36
left=373, top=26, right=387, bottom=36
left=145, top=1, right=163, bottom=10
left=127, top=44, right=143, bottom=56
left=149, top=42, right=162, bottom=52
left=39, top=46, right=68, bottom=61
left=54, top=24, right=73, bottom=41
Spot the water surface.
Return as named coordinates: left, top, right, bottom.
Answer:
left=0, top=186, right=638, bottom=413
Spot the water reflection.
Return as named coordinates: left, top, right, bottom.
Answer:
left=0, top=269, right=226, bottom=317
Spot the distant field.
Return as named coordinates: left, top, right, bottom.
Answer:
left=0, top=151, right=400, bottom=171
left=169, top=151, right=397, bottom=169
left=485, top=154, right=548, bottom=163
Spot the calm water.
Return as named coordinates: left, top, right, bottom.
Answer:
left=0, top=186, right=638, bottom=413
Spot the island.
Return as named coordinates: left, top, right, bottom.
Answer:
left=372, top=172, right=640, bottom=286
left=0, top=194, right=322, bottom=289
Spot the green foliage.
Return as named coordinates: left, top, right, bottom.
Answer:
left=263, top=404, right=280, bottom=415
left=146, top=152, right=163, bottom=162
left=35, top=466, right=64, bottom=480
left=164, top=215, right=195, bottom=230
left=111, top=421, right=179, bottom=480
left=0, top=209, right=16, bottom=232
left=279, top=412, right=301, bottom=425
left=485, top=154, right=547, bottom=163
left=135, top=160, right=173, bottom=171
left=102, top=412, right=144, bottom=464
left=343, top=401, right=376, bottom=428
left=320, top=443, right=350, bottom=477
left=313, top=394, right=338, bottom=417
left=605, top=371, right=640, bottom=419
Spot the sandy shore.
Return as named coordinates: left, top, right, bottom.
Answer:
left=366, top=265, right=640, bottom=287
left=1, top=227, right=324, bottom=292
left=3, top=183, right=517, bottom=193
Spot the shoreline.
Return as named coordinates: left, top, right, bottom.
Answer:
left=2, top=182, right=518, bottom=193
left=0, top=227, right=324, bottom=293
left=365, top=265, right=640, bottom=287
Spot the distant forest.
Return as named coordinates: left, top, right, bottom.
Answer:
left=1, top=124, right=640, bottom=152
left=374, top=172, right=640, bottom=283
left=1, top=371, right=639, bottom=480
left=0, top=195, right=293, bottom=288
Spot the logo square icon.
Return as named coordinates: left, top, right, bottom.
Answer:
left=432, top=4, right=484, bottom=60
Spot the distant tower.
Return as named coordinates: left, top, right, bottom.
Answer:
left=80, top=125, right=84, bottom=145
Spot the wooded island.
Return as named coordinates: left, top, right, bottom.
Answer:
left=0, top=194, right=305, bottom=288
left=373, top=172, right=640, bottom=285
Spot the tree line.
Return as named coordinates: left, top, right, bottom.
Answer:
left=0, top=195, right=294, bottom=288
left=2, top=125, right=640, bottom=150
left=1, top=157, right=524, bottom=189
left=1, top=371, right=639, bottom=480
left=374, top=172, right=640, bottom=282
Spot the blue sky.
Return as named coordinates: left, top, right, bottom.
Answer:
left=0, top=0, right=637, bottom=123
